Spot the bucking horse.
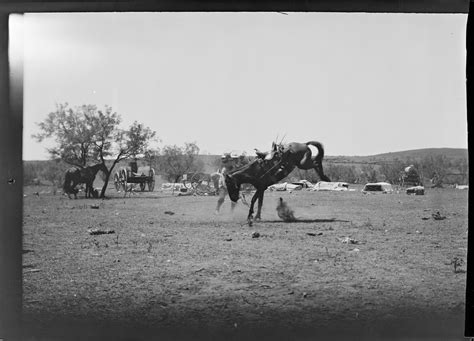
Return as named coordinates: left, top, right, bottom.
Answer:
left=63, top=163, right=107, bottom=199
left=225, top=140, right=330, bottom=225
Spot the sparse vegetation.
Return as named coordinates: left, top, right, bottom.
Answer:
left=24, top=148, right=468, bottom=187
left=22, top=185, right=467, bottom=337
left=151, top=142, right=204, bottom=183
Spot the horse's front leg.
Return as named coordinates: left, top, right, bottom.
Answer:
left=71, top=181, right=78, bottom=199
left=247, top=190, right=260, bottom=225
left=255, top=189, right=265, bottom=220
left=87, top=183, right=93, bottom=198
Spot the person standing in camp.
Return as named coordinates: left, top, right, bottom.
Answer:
left=215, top=153, right=237, bottom=215
left=214, top=151, right=253, bottom=214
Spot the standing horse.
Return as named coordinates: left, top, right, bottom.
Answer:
left=63, top=163, right=107, bottom=199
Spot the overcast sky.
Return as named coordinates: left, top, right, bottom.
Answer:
left=21, top=12, right=468, bottom=160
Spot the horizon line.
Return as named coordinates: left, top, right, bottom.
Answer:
left=22, top=146, right=468, bottom=162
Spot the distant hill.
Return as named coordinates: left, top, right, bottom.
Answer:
left=324, top=148, right=468, bottom=165
left=369, top=148, right=467, bottom=161
left=24, top=148, right=468, bottom=168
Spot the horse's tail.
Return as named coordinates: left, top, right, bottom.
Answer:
left=306, top=141, right=325, bottom=161
left=306, top=141, right=331, bottom=182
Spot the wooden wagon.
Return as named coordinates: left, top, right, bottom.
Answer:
left=113, top=160, right=155, bottom=192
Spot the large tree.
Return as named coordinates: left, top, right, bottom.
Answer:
left=156, top=142, right=203, bottom=183
left=88, top=112, right=157, bottom=197
left=33, top=103, right=97, bottom=167
left=34, top=103, right=157, bottom=197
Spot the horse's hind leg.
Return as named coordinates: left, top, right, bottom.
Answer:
left=86, top=184, right=91, bottom=198
left=247, top=190, right=260, bottom=225
left=255, top=190, right=265, bottom=220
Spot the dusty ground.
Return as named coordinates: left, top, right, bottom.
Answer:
left=22, top=185, right=468, bottom=340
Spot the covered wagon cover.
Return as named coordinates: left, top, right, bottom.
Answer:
left=362, top=182, right=393, bottom=193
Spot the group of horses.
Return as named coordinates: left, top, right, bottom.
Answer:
left=63, top=163, right=107, bottom=199
left=225, top=140, right=330, bottom=225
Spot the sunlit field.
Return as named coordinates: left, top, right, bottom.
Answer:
left=22, top=185, right=468, bottom=340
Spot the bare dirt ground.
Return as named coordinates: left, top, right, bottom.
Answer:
left=22, top=185, right=468, bottom=340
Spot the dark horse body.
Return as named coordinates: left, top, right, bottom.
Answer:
left=63, top=163, right=107, bottom=199
left=225, top=141, right=330, bottom=224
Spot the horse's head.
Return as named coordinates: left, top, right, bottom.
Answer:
left=225, top=174, right=240, bottom=202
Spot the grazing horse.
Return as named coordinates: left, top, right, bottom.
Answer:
left=63, top=163, right=107, bottom=199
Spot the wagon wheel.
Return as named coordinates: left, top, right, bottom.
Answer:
left=190, top=173, right=204, bottom=187
left=114, top=172, right=121, bottom=191
left=191, top=173, right=212, bottom=195
left=120, top=168, right=128, bottom=192
left=148, top=168, right=155, bottom=191
left=193, top=183, right=205, bottom=195
left=190, top=173, right=204, bottom=193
